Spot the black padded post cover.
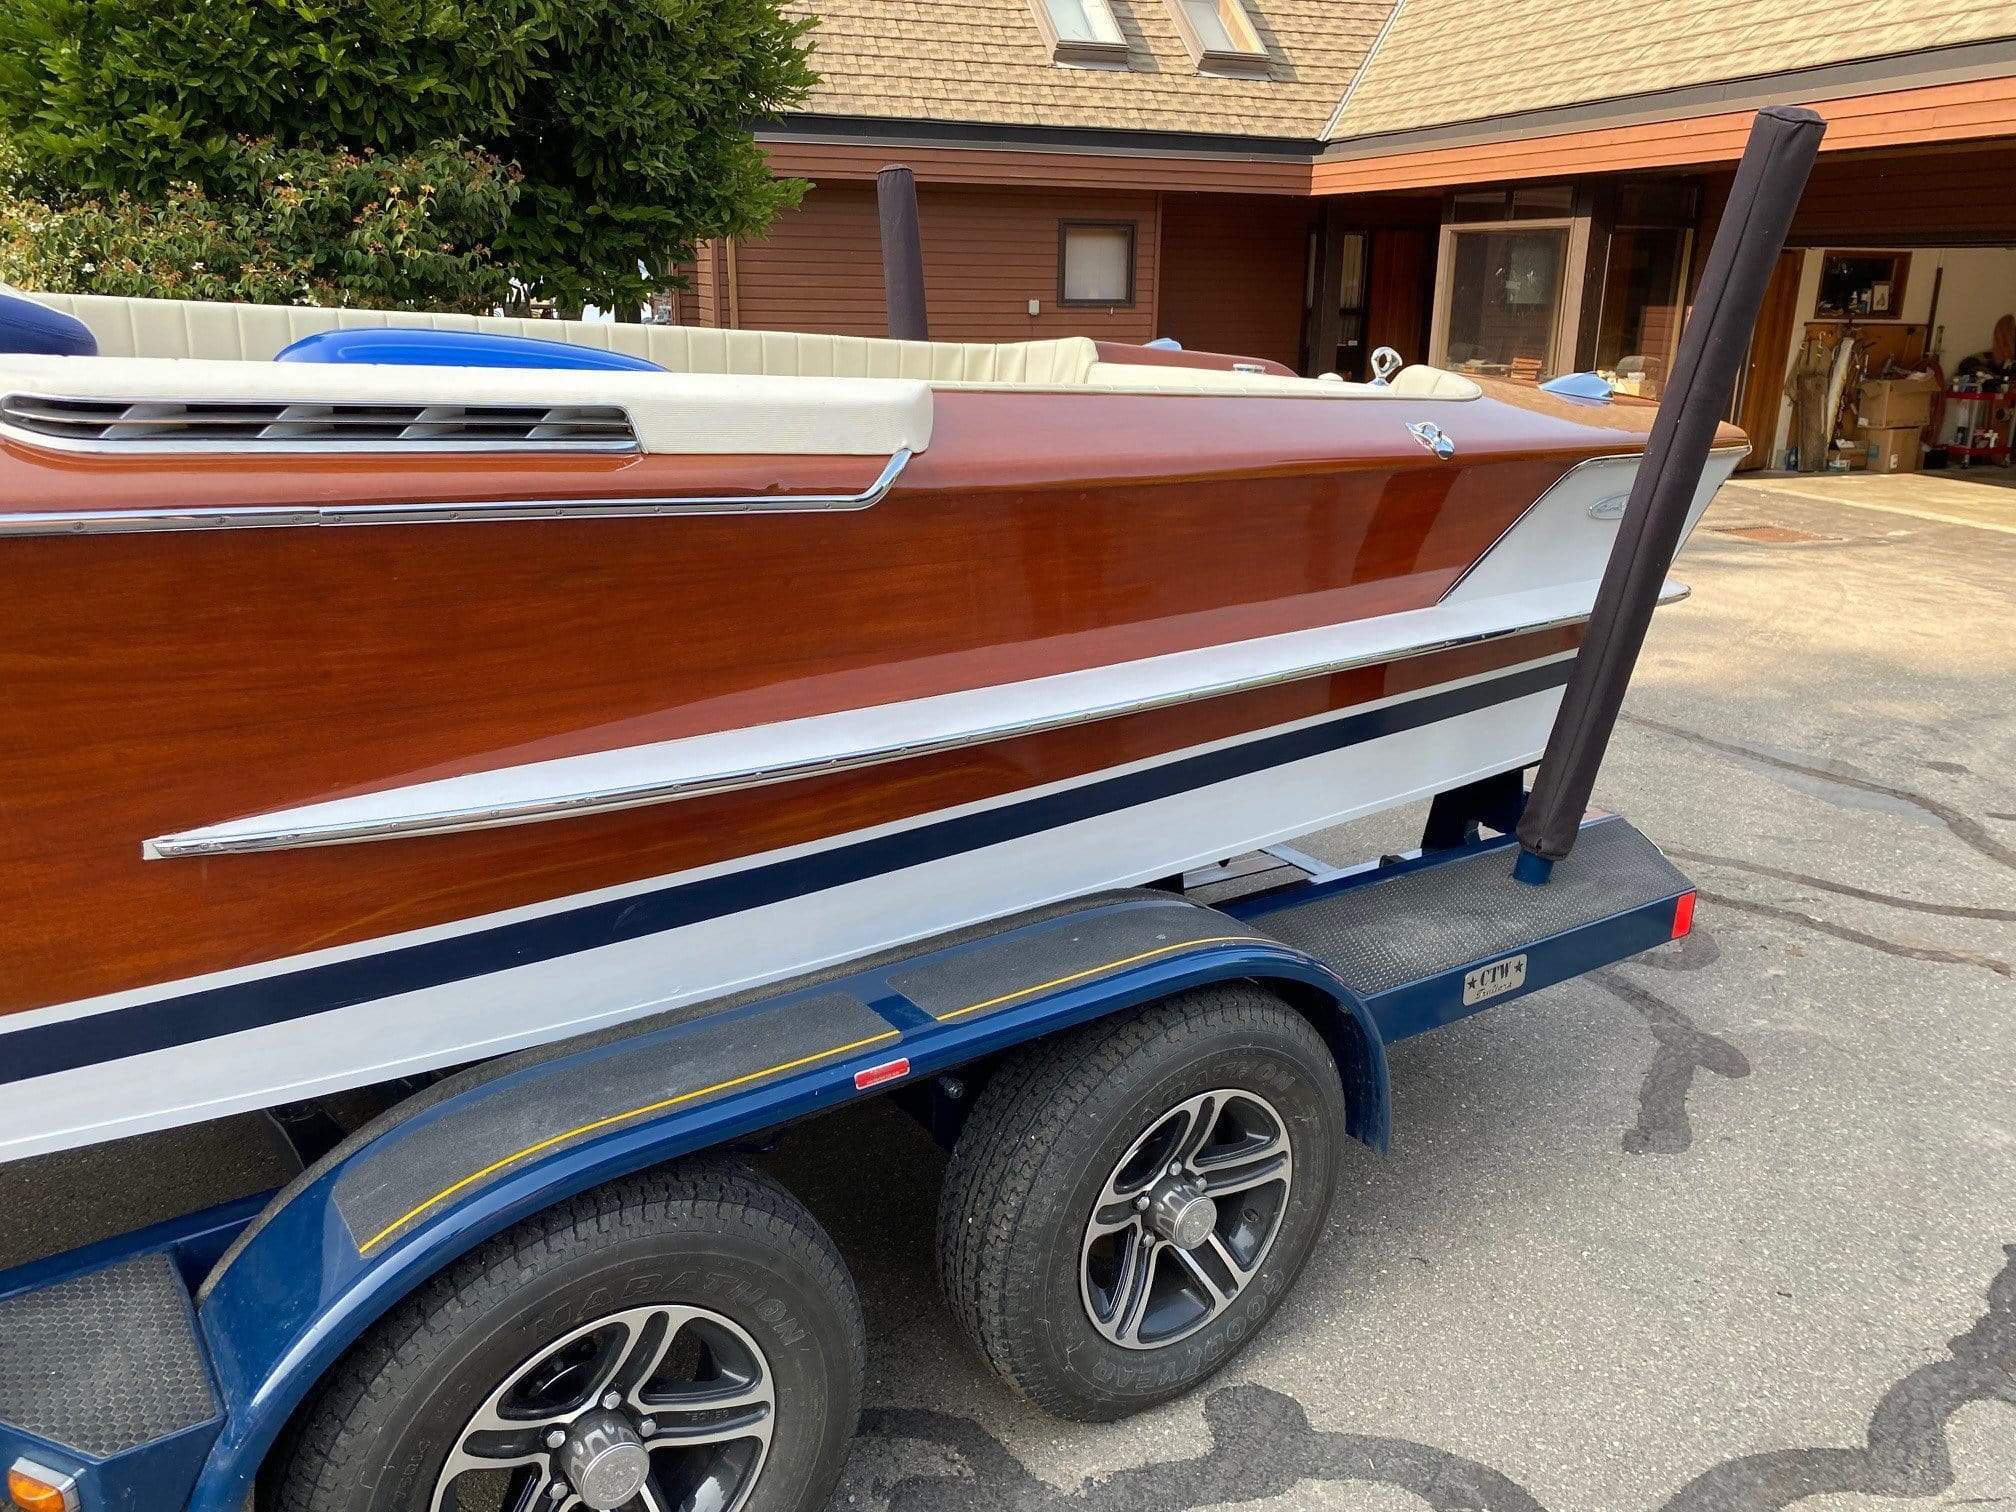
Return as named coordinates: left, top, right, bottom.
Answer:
left=877, top=164, right=930, bottom=341
left=1516, top=106, right=1824, bottom=866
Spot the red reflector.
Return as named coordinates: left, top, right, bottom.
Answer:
left=854, top=1057, right=910, bottom=1091
left=1672, top=891, right=1697, bottom=939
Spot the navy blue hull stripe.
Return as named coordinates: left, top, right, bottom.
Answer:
left=2, top=658, right=1571, bottom=1085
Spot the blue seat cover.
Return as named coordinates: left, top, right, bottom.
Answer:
left=276, top=327, right=665, bottom=373
left=0, top=290, right=98, bottom=356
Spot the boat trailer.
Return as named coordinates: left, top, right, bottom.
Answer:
left=0, top=108, right=1822, bottom=1512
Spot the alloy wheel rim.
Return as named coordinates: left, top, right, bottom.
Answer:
left=1079, top=1088, right=1294, bottom=1350
left=430, top=1303, right=775, bottom=1512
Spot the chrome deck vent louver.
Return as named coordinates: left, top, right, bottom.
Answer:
left=0, top=395, right=638, bottom=453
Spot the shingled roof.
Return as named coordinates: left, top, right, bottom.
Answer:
left=1324, top=0, right=2016, bottom=140
left=782, top=0, right=1394, bottom=139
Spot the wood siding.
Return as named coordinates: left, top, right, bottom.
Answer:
left=1788, top=143, right=2016, bottom=245
left=756, top=80, right=2016, bottom=205
left=1311, top=76, right=2016, bottom=194
left=763, top=137, right=1315, bottom=195
left=700, top=183, right=1163, bottom=344
left=1155, top=195, right=1312, bottom=369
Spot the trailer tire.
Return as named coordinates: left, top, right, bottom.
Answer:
left=936, top=984, right=1345, bottom=1421
left=265, top=1159, right=862, bottom=1512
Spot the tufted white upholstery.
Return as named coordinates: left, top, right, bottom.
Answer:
left=19, top=290, right=1479, bottom=401
left=25, top=292, right=1101, bottom=385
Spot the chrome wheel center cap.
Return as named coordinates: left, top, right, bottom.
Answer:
left=558, top=1409, right=650, bottom=1510
left=1148, top=1180, right=1217, bottom=1250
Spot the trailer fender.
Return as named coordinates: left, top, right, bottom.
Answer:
left=179, top=892, right=1385, bottom=1512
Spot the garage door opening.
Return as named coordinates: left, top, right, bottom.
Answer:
left=1740, top=243, right=2014, bottom=509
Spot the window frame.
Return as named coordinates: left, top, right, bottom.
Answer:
left=1428, top=184, right=1595, bottom=382
left=1165, top=0, right=1271, bottom=75
left=1057, top=219, right=1139, bottom=308
left=1025, top=0, right=1131, bottom=66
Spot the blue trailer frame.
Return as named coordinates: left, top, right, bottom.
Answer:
left=0, top=814, right=1693, bottom=1512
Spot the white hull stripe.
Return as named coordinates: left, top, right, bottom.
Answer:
left=0, top=658, right=1571, bottom=1088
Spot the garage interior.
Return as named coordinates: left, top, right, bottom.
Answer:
left=1731, top=143, right=2016, bottom=523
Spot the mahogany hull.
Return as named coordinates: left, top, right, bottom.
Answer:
left=0, top=375, right=1733, bottom=1157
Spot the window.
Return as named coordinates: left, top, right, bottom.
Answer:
left=1591, top=184, right=1698, bottom=400
left=1431, top=185, right=1590, bottom=383
left=1028, top=0, right=1129, bottom=64
left=1168, top=0, right=1269, bottom=74
left=1592, top=227, right=1690, bottom=399
left=1439, top=226, right=1570, bottom=380
left=1332, top=230, right=1368, bottom=378
left=1449, top=185, right=1574, bottom=222
left=1059, top=221, right=1136, bottom=306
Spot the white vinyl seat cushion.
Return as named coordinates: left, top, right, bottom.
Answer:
left=0, top=353, right=935, bottom=458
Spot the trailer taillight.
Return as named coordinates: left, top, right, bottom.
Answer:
left=7, top=1460, right=78, bottom=1512
left=1672, top=891, right=1697, bottom=939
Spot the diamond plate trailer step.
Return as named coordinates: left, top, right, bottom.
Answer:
left=1229, top=815, right=1692, bottom=1044
left=0, top=1249, right=223, bottom=1510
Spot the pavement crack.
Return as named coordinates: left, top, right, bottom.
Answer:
left=1594, top=965, right=1751, bottom=1155
left=1666, top=847, right=2016, bottom=923
left=1702, top=889, right=2013, bottom=978
left=859, top=1383, right=1551, bottom=1510
left=1656, top=1242, right=2016, bottom=1511
left=845, top=1244, right=2016, bottom=1512
left=1623, top=713, right=2016, bottom=874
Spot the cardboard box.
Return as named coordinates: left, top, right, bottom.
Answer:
left=1862, top=423, right=1922, bottom=474
left=1859, top=376, right=1936, bottom=429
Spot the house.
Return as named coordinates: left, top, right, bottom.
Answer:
left=678, top=1, right=2016, bottom=470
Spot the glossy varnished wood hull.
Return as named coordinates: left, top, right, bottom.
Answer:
left=0, top=373, right=1714, bottom=1154
left=0, top=384, right=1666, bottom=1009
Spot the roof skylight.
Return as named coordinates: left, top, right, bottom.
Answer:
left=1029, top=0, right=1130, bottom=65
left=1169, top=0, right=1270, bottom=74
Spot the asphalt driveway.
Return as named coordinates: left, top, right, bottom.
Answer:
left=3, top=479, right=2011, bottom=1512
left=786, top=477, right=2016, bottom=1512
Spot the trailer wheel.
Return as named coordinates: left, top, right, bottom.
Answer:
left=267, top=1160, right=862, bottom=1512
left=936, top=984, right=1345, bottom=1421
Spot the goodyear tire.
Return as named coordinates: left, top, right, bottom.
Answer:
left=936, top=984, right=1346, bottom=1421
left=267, top=1160, right=863, bottom=1512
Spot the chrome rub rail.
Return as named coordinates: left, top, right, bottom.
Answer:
left=0, top=449, right=914, bottom=535
left=145, top=586, right=1687, bottom=859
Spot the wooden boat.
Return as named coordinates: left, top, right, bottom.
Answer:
left=0, top=292, right=1744, bottom=1160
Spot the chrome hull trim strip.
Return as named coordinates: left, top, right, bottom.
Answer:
left=145, top=581, right=1685, bottom=859
left=0, top=448, right=913, bottom=535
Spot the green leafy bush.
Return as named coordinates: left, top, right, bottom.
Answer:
left=1, top=137, right=522, bottom=310
left=0, top=0, right=816, bottom=310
